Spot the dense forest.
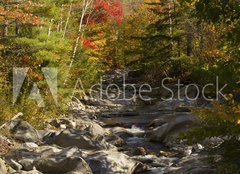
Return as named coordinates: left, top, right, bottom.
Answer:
left=0, top=0, right=240, bottom=174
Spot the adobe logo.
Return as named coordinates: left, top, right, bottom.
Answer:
left=13, top=68, right=58, bottom=107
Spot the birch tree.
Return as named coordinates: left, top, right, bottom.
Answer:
left=64, top=0, right=94, bottom=85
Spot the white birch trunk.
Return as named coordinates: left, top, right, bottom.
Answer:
left=48, top=18, right=54, bottom=38
left=64, top=0, right=94, bottom=85
left=62, top=2, right=73, bottom=38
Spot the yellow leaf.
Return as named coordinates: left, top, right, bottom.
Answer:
left=237, top=119, right=240, bottom=125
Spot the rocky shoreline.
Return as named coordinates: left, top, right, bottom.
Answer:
left=0, top=70, right=220, bottom=174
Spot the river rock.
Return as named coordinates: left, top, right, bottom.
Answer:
left=132, top=155, right=178, bottom=168
left=5, top=146, right=63, bottom=171
left=146, top=113, right=197, bottom=142
left=143, top=168, right=164, bottom=174
left=105, top=134, right=125, bottom=147
left=33, top=155, right=92, bottom=174
left=9, top=120, right=40, bottom=143
left=76, top=119, right=107, bottom=138
left=5, top=148, right=38, bottom=171
left=21, top=142, right=38, bottom=150
left=0, top=158, right=7, bottom=174
left=133, top=147, right=147, bottom=156
left=48, top=118, right=77, bottom=129
left=84, top=150, right=144, bottom=174
left=193, top=144, right=204, bottom=153
left=8, top=159, right=23, bottom=171
left=46, top=129, right=110, bottom=150
left=5, top=146, right=92, bottom=174
left=202, top=137, right=224, bottom=148
left=165, top=154, right=216, bottom=174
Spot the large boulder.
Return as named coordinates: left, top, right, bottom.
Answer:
left=75, top=119, right=108, bottom=138
left=33, top=153, right=92, bottom=174
left=165, top=154, right=217, bottom=174
left=5, top=148, right=39, bottom=171
left=9, top=120, right=40, bottom=143
left=84, top=150, right=144, bottom=174
left=34, top=157, right=91, bottom=174
left=5, top=146, right=92, bottom=174
left=146, top=113, right=197, bottom=142
left=46, top=129, right=110, bottom=150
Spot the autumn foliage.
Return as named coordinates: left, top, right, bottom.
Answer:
left=83, top=38, right=98, bottom=50
left=93, top=0, right=123, bottom=25
left=0, top=1, right=42, bottom=26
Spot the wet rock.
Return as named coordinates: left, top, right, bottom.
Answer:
left=132, top=155, right=178, bottom=168
left=0, top=158, right=7, bottom=174
left=85, top=150, right=144, bottom=174
left=202, top=137, right=224, bottom=148
left=146, top=123, right=169, bottom=141
left=47, top=129, right=110, bottom=150
left=154, top=101, right=174, bottom=111
left=8, top=159, right=22, bottom=171
left=109, top=127, right=134, bottom=140
left=6, top=146, right=92, bottom=174
left=5, top=146, right=61, bottom=171
left=133, top=147, right=147, bottom=156
left=33, top=155, right=92, bottom=174
left=48, top=117, right=107, bottom=138
left=159, top=151, right=177, bottom=157
left=36, top=145, right=62, bottom=156
left=182, top=146, right=193, bottom=156
left=9, top=120, right=40, bottom=143
left=105, top=134, right=125, bottom=147
left=5, top=149, right=38, bottom=171
left=170, top=145, right=193, bottom=157
left=18, top=158, right=34, bottom=171
left=76, top=120, right=107, bottom=138
left=21, top=142, right=38, bottom=150
left=165, top=154, right=216, bottom=174
left=146, top=113, right=197, bottom=142
left=193, top=144, right=204, bottom=153
left=143, top=168, right=164, bottom=174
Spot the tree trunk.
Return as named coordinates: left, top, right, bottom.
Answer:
left=64, top=0, right=94, bottom=85
left=186, top=22, right=193, bottom=56
left=168, top=2, right=173, bottom=37
left=3, top=20, right=8, bottom=37
left=199, top=24, right=204, bottom=50
left=57, top=4, right=64, bottom=32
left=187, top=32, right=193, bottom=56
left=48, top=18, right=54, bottom=38
left=15, top=18, right=19, bottom=35
left=63, top=2, right=73, bottom=38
